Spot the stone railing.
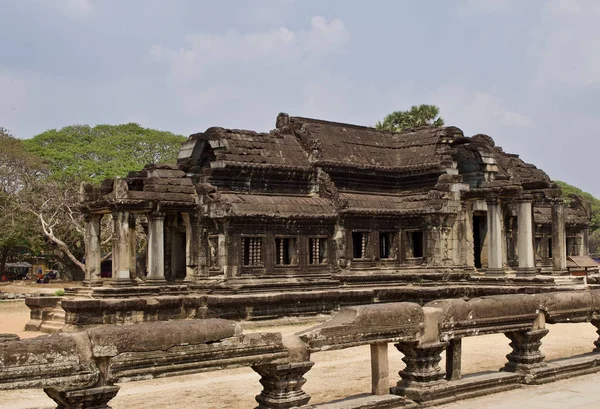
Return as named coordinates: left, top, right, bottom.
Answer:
left=2, top=290, right=600, bottom=408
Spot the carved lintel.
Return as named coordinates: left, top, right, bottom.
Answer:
left=252, top=361, right=314, bottom=409
left=44, top=385, right=120, bottom=409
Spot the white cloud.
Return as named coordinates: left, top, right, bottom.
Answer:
left=532, top=0, right=600, bottom=87
left=153, top=16, right=349, bottom=86
left=431, top=85, right=533, bottom=134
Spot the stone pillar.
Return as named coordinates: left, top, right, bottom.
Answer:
left=391, top=341, right=448, bottom=402
left=111, top=211, right=133, bottom=287
left=370, top=342, right=389, bottom=395
left=83, top=214, right=103, bottom=287
left=552, top=199, right=567, bottom=273
left=503, top=328, right=549, bottom=373
left=252, top=361, right=314, bottom=409
left=45, top=385, right=120, bottom=409
left=516, top=197, right=536, bottom=276
left=128, top=214, right=137, bottom=282
left=424, top=218, right=442, bottom=266
left=445, top=338, right=462, bottom=381
left=486, top=198, right=505, bottom=275
left=146, top=212, right=166, bottom=285
left=182, top=213, right=200, bottom=283
left=581, top=228, right=590, bottom=256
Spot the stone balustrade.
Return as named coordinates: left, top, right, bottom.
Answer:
left=3, top=290, right=600, bottom=408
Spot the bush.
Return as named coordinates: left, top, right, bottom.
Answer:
left=52, top=289, right=65, bottom=297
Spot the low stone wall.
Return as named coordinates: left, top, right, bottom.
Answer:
left=25, top=280, right=594, bottom=333
left=3, top=290, right=600, bottom=409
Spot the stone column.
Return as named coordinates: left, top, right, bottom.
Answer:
left=128, top=214, right=137, bottom=282
left=552, top=199, right=567, bottom=273
left=182, top=213, right=200, bottom=283
left=486, top=198, right=505, bottom=275
left=580, top=228, right=590, bottom=256
left=391, top=341, right=448, bottom=402
left=83, top=213, right=103, bottom=287
left=146, top=212, right=166, bottom=285
left=111, top=211, right=133, bottom=287
left=370, top=342, right=389, bottom=395
left=503, top=328, right=549, bottom=374
left=424, top=218, right=442, bottom=266
left=252, top=361, right=314, bottom=409
left=517, top=197, right=536, bottom=276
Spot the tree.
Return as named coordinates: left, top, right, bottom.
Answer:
left=0, top=129, right=45, bottom=275
left=375, top=104, right=444, bottom=132
left=8, top=123, right=187, bottom=279
left=555, top=181, right=600, bottom=231
left=23, top=123, right=187, bottom=184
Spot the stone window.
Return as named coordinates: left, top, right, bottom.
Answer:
left=352, top=231, right=368, bottom=259
left=309, top=238, right=328, bottom=264
left=243, top=237, right=263, bottom=266
left=567, top=237, right=578, bottom=256
left=275, top=237, right=298, bottom=265
left=379, top=232, right=396, bottom=259
left=404, top=231, right=423, bottom=258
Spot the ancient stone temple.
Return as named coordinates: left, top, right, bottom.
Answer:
left=28, top=113, right=594, bottom=331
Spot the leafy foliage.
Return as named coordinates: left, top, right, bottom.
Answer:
left=375, top=104, right=444, bottom=132
left=22, top=123, right=186, bottom=184
left=555, top=181, right=600, bottom=231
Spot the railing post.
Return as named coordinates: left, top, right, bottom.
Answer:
left=391, top=340, right=448, bottom=402
left=370, top=342, right=389, bottom=395
left=44, top=386, right=120, bottom=409
left=252, top=361, right=314, bottom=409
left=445, top=338, right=462, bottom=381
left=591, top=319, right=600, bottom=352
left=503, top=328, right=549, bottom=374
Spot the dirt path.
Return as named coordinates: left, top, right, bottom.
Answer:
left=0, top=303, right=598, bottom=409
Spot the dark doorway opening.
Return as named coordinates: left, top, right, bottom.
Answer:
left=473, top=214, right=487, bottom=269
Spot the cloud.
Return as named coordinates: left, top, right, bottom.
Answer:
left=532, top=0, right=600, bottom=88
left=455, top=0, right=519, bottom=16
left=33, top=0, right=95, bottom=19
left=431, top=85, right=533, bottom=135
left=152, top=16, right=349, bottom=86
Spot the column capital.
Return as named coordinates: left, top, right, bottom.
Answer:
left=150, top=211, right=166, bottom=220
left=515, top=194, right=534, bottom=203
left=485, top=195, right=500, bottom=205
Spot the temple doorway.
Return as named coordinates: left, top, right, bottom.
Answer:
left=473, top=214, right=487, bottom=269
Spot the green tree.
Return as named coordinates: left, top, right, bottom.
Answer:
left=555, top=181, right=600, bottom=231
left=375, top=104, right=444, bottom=132
left=23, top=123, right=186, bottom=184
left=0, top=128, right=45, bottom=275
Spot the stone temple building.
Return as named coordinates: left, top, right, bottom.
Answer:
left=79, top=113, right=592, bottom=287
left=64, top=113, right=592, bottom=326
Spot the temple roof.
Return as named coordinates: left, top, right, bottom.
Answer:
left=281, top=116, right=464, bottom=172
left=205, top=193, right=337, bottom=219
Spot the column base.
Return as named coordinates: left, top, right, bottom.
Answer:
left=82, top=279, right=104, bottom=288
left=144, top=277, right=168, bottom=286
left=485, top=268, right=506, bottom=276
left=516, top=267, right=537, bottom=277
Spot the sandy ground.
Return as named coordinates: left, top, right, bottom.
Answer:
left=0, top=299, right=599, bottom=409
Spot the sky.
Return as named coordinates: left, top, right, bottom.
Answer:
left=1, top=0, right=599, bottom=196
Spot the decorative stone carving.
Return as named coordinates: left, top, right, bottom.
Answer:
left=252, top=361, right=314, bottom=409
left=503, top=328, right=549, bottom=373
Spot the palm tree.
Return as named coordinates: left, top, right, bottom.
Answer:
left=375, top=104, right=444, bottom=132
